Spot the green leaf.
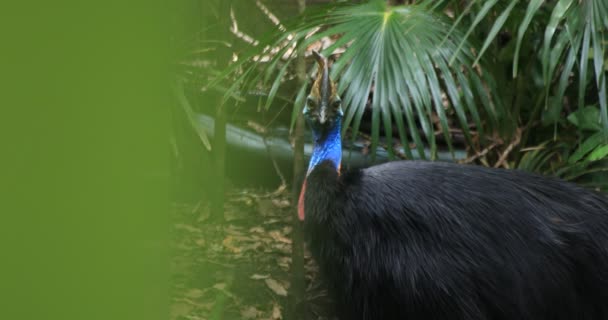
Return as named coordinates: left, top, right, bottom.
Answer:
left=435, top=52, right=472, bottom=146
left=578, top=24, right=591, bottom=110
left=567, top=105, right=602, bottom=131
left=554, top=40, right=580, bottom=115
left=569, top=131, right=604, bottom=163
left=542, top=97, right=562, bottom=126
left=219, top=0, right=503, bottom=159
left=589, top=4, right=608, bottom=133
left=451, top=0, right=498, bottom=65
left=591, top=3, right=606, bottom=85
left=597, top=71, right=608, bottom=136
left=473, top=0, right=519, bottom=66
left=587, top=144, right=608, bottom=161
left=456, top=68, right=484, bottom=142
left=517, top=142, right=559, bottom=173
left=290, top=84, right=308, bottom=132
left=264, top=61, right=290, bottom=110
left=442, top=0, right=478, bottom=47
left=542, top=0, right=574, bottom=82
left=174, top=80, right=212, bottom=151
left=543, top=31, right=572, bottom=118
left=513, top=0, right=544, bottom=77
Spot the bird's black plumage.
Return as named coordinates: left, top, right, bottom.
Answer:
left=300, top=51, right=608, bottom=320
left=303, top=159, right=608, bottom=320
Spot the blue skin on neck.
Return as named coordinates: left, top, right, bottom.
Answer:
left=307, top=118, right=342, bottom=175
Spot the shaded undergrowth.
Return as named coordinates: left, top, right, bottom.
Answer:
left=171, top=187, right=336, bottom=320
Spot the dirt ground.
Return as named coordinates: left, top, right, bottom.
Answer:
left=171, top=186, right=336, bottom=320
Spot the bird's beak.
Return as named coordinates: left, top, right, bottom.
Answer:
left=312, top=50, right=333, bottom=126
left=319, top=106, right=328, bottom=125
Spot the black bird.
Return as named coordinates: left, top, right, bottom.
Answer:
left=299, top=51, right=608, bottom=320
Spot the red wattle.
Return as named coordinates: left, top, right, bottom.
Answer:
left=298, top=180, right=306, bottom=221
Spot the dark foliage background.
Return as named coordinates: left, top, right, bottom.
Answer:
left=171, top=0, right=607, bottom=319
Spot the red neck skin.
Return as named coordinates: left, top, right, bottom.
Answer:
left=297, top=163, right=340, bottom=221
left=298, top=181, right=307, bottom=221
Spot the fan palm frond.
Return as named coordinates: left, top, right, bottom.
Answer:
left=219, top=0, right=504, bottom=160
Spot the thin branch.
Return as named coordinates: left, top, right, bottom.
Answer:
left=256, top=0, right=286, bottom=31
left=230, top=8, right=259, bottom=46
left=494, top=128, right=522, bottom=168
left=459, top=142, right=501, bottom=164
left=262, top=132, right=287, bottom=190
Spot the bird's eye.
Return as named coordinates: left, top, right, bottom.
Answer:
left=307, top=96, right=318, bottom=108
left=332, top=98, right=342, bottom=109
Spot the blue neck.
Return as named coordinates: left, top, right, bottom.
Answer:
left=307, top=120, right=342, bottom=175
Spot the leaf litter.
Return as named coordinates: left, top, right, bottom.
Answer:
left=171, top=187, right=337, bottom=320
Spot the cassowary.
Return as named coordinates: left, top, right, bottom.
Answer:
left=298, top=51, right=608, bottom=320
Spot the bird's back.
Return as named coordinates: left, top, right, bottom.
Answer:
left=304, top=160, right=608, bottom=320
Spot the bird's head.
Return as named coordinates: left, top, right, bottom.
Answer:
left=298, top=51, right=343, bottom=221
left=304, top=51, right=343, bottom=139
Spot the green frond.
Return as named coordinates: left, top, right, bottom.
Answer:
left=450, top=0, right=608, bottom=133
left=174, top=80, right=212, bottom=151
left=220, top=0, right=503, bottom=160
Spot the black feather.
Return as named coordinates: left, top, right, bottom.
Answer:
left=304, top=159, right=608, bottom=320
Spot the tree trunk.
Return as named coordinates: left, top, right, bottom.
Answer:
left=210, top=0, right=232, bottom=222
left=289, top=1, right=307, bottom=319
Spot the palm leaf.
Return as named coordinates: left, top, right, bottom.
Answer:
left=174, top=80, right=212, bottom=151
left=449, top=0, right=608, bottom=133
left=513, top=0, right=544, bottom=77
left=518, top=135, right=608, bottom=191
left=219, top=0, right=503, bottom=160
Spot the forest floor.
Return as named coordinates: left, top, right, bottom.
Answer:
left=171, top=186, right=336, bottom=320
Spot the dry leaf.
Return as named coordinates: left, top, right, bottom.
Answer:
left=265, top=278, right=287, bottom=296
left=231, top=196, right=254, bottom=206
left=171, top=302, right=193, bottom=320
left=212, top=282, right=236, bottom=299
left=213, top=283, right=226, bottom=290
left=247, top=121, right=267, bottom=134
left=257, top=199, right=274, bottom=215
left=263, top=218, right=280, bottom=225
left=276, top=257, right=291, bottom=271
left=196, top=206, right=210, bottom=222
left=241, top=242, right=262, bottom=252
left=272, top=184, right=287, bottom=195
left=174, top=223, right=202, bottom=233
left=250, top=274, right=270, bottom=280
left=241, top=306, right=260, bottom=319
left=184, top=288, right=203, bottom=299
left=224, top=209, right=240, bottom=221
left=271, top=302, right=282, bottom=319
left=226, top=225, right=245, bottom=236
left=232, top=234, right=254, bottom=242
left=222, top=236, right=241, bottom=253
left=269, top=230, right=292, bottom=244
left=275, top=243, right=292, bottom=254
left=250, top=226, right=265, bottom=233
left=272, top=199, right=290, bottom=208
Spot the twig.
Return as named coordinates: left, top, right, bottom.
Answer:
left=494, top=128, right=522, bottom=169
left=262, top=133, right=287, bottom=191
left=520, top=146, right=546, bottom=152
left=229, top=8, right=259, bottom=46
left=459, top=142, right=500, bottom=164
left=200, top=258, right=235, bottom=269
left=256, top=0, right=286, bottom=31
